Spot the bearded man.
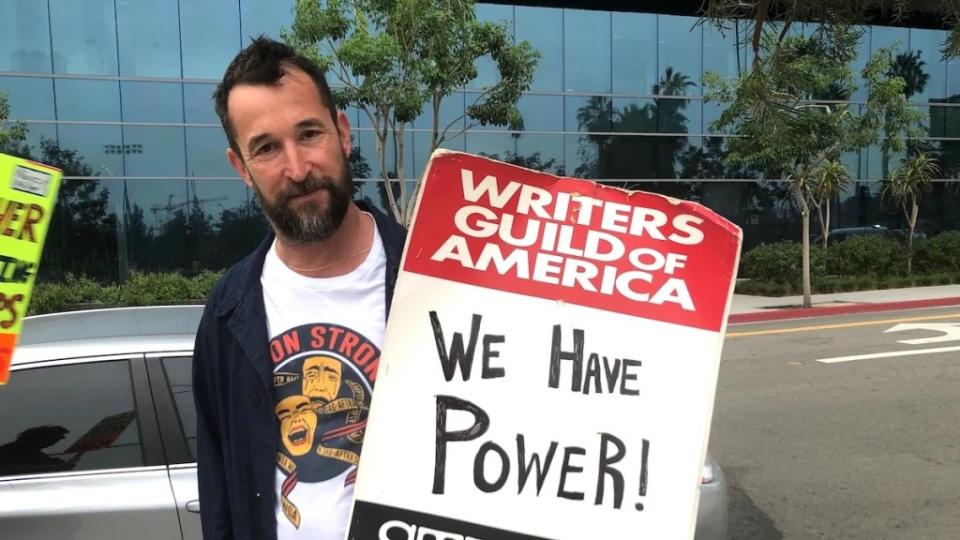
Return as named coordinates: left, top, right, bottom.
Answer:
left=192, top=36, right=405, bottom=540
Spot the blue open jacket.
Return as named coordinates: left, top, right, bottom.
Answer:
left=192, top=202, right=406, bottom=540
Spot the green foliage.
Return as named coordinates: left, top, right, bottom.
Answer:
left=828, top=235, right=905, bottom=277
left=740, top=241, right=824, bottom=284
left=914, top=231, right=960, bottom=273
left=287, top=0, right=539, bottom=224
left=29, top=272, right=222, bottom=316
left=0, top=91, right=27, bottom=149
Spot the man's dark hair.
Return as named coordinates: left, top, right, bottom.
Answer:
left=213, top=35, right=337, bottom=157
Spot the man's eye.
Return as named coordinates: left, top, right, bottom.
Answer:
left=301, top=129, right=320, bottom=141
left=254, top=142, right=277, bottom=156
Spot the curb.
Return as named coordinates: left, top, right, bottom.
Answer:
left=728, top=296, right=960, bottom=324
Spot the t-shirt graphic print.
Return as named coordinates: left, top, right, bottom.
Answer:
left=271, top=322, right=379, bottom=529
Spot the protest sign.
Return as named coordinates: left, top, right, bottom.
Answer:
left=348, top=151, right=741, bottom=539
left=0, top=153, right=61, bottom=385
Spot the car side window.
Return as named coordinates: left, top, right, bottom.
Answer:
left=0, top=360, right=145, bottom=478
left=160, top=356, right=196, bottom=460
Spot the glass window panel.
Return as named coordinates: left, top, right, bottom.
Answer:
left=932, top=104, right=960, bottom=138
left=192, top=179, right=257, bottom=270
left=50, top=0, right=118, bottom=76
left=43, top=177, right=121, bottom=281
left=0, top=77, right=55, bottom=120
left=563, top=9, right=610, bottom=93
left=20, top=123, right=59, bottom=158
left=702, top=101, right=728, bottom=134
left=948, top=59, right=960, bottom=96
left=871, top=25, right=909, bottom=55
left=0, top=360, right=143, bottom=476
left=186, top=128, right=234, bottom=177
left=942, top=141, right=960, bottom=178
left=160, top=357, right=196, bottom=460
left=516, top=7, right=562, bottom=91
left=612, top=12, right=657, bottom=95
left=657, top=98, right=700, bottom=134
left=518, top=95, right=561, bottom=132
left=612, top=98, right=656, bottom=133
left=121, top=82, right=184, bottom=124
left=464, top=132, right=516, bottom=162
left=55, top=79, right=121, bottom=122
left=473, top=5, right=514, bottom=90
left=515, top=133, right=564, bottom=175
left=867, top=142, right=906, bottom=180
left=116, top=0, right=181, bottom=78
left=123, top=126, right=186, bottom=177
left=908, top=28, right=948, bottom=102
left=0, top=0, right=52, bottom=72
left=57, top=124, right=125, bottom=177
left=241, top=0, right=295, bottom=41
left=703, top=22, right=742, bottom=82
left=181, top=0, right=241, bottom=79
left=125, top=179, right=190, bottom=272
left=658, top=16, right=702, bottom=96
left=565, top=133, right=610, bottom=179
left=184, top=83, right=220, bottom=125
left=566, top=95, right=612, bottom=133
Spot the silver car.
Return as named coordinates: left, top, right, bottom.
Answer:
left=0, top=306, right=728, bottom=539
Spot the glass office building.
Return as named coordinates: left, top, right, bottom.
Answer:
left=1, top=1, right=958, bottom=281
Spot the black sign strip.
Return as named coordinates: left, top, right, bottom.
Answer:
left=349, top=500, right=554, bottom=540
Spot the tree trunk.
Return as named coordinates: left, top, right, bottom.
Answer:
left=906, top=201, right=918, bottom=276
left=794, top=181, right=812, bottom=308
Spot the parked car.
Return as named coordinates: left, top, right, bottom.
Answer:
left=0, top=306, right=729, bottom=540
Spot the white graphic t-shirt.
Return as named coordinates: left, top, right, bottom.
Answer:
left=261, top=217, right=386, bottom=540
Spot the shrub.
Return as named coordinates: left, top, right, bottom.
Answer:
left=740, top=241, right=824, bottom=285
left=828, top=236, right=905, bottom=277
left=914, top=231, right=960, bottom=274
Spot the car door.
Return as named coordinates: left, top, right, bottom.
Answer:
left=0, top=355, right=183, bottom=540
left=147, top=353, right=203, bottom=540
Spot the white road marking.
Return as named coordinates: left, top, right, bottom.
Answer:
left=816, top=345, right=960, bottom=364
left=884, top=322, right=960, bottom=345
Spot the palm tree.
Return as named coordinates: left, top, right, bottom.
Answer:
left=881, top=152, right=940, bottom=275
left=810, top=159, right=851, bottom=252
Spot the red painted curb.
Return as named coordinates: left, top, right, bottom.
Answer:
left=728, top=296, right=960, bottom=324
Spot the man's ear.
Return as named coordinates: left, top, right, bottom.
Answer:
left=336, top=110, right=352, bottom=158
left=227, top=147, right=254, bottom=188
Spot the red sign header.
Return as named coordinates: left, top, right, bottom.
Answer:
left=403, top=152, right=742, bottom=332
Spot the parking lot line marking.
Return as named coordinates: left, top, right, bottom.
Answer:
left=815, top=345, right=960, bottom=364
left=727, top=312, right=960, bottom=338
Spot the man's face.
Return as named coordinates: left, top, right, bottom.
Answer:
left=303, top=356, right=342, bottom=402
left=225, top=67, right=353, bottom=244
left=276, top=395, right=318, bottom=456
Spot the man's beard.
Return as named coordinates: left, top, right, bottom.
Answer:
left=253, top=165, right=354, bottom=244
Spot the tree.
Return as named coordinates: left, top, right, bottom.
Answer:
left=881, top=50, right=929, bottom=178
left=882, top=151, right=940, bottom=274
left=288, top=0, right=539, bottom=225
left=705, top=25, right=922, bottom=307
left=810, top=159, right=852, bottom=252
left=701, top=1, right=960, bottom=61
left=0, top=92, right=26, bottom=149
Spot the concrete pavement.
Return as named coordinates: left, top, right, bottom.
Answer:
left=729, top=284, right=960, bottom=323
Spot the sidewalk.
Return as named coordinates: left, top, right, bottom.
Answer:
left=729, top=284, right=960, bottom=323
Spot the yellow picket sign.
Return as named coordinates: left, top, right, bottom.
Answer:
left=0, top=152, right=62, bottom=385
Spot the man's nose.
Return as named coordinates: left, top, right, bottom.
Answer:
left=282, top=143, right=311, bottom=182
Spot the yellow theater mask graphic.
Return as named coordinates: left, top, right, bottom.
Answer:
left=276, top=395, right=319, bottom=457
left=302, top=355, right=342, bottom=402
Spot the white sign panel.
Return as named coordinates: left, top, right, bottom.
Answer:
left=348, top=151, right=742, bottom=539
